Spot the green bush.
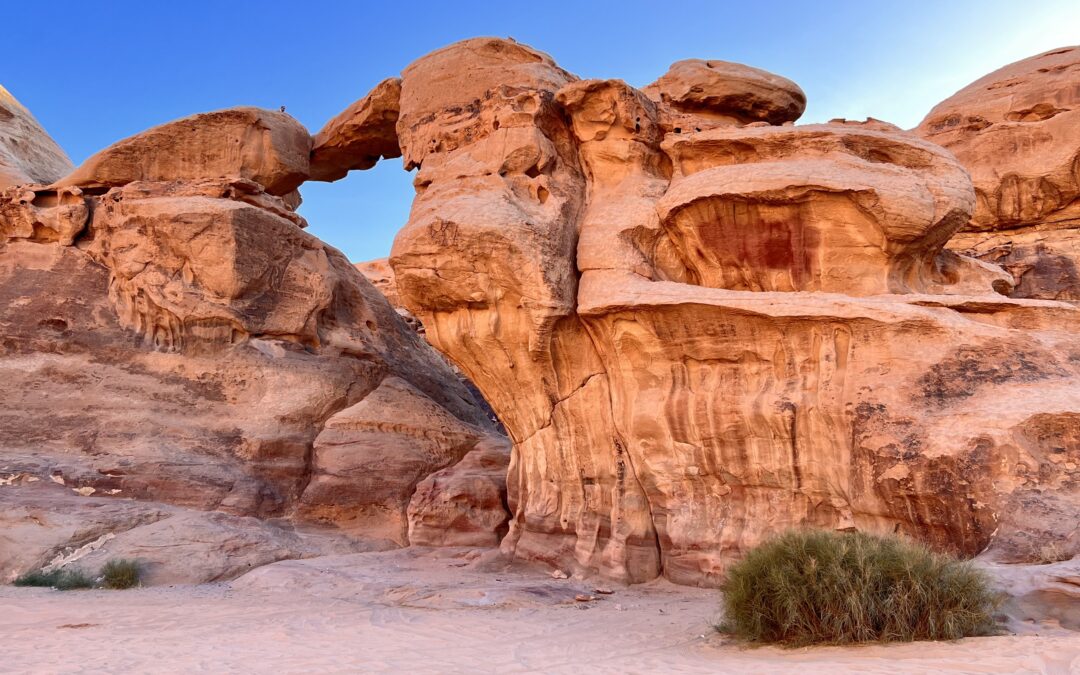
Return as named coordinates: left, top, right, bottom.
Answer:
left=13, top=568, right=94, bottom=590
left=719, top=530, right=1000, bottom=646
left=100, top=559, right=141, bottom=589
left=13, top=558, right=141, bottom=591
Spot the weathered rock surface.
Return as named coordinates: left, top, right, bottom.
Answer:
left=407, top=436, right=511, bottom=547
left=0, top=85, right=73, bottom=188
left=354, top=255, right=504, bottom=432
left=643, top=59, right=806, bottom=125
left=375, top=38, right=1080, bottom=586
left=916, top=46, right=1080, bottom=302
left=311, top=78, right=402, bottom=182
left=985, top=557, right=1080, bottom=632
left=58, top=108, right=311, bottom=196
left=355, top=257, right=402, bottom=308
left=297, top=375, right=494, bottom=543
left=5, top=39, right=1079, bottom=592
left=0, top=104, right=509, bottom=584
left=0, top=485, right=376, bottom=585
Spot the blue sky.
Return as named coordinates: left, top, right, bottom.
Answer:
left=4, top=1, right=1078, bottom=262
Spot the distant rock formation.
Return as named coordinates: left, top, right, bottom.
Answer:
left=353, top=38, right=1079, bottom=586
left=355, top=257, right=402, bottom=308
left=917, top=46, right=1080, bottom=303
left=0, top=98, right=509, bottom=583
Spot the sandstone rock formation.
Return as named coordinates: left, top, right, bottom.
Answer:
left=642, top=58, right=806, bottom=125
left=356, top=257, right=401, bottom=308
left=917, top=46, right=1080, bottom=303
left=4, top=39, right=1079, bottom=592
left=311, top=78, right=402, bottom=182
left=0, top=484, right=376, bottom=585
left=0, top=100, right=509, bottom=583
left=60, top=108, right=311, bottom=196
left=297, top=375, right=501, bottom=543
left=0, top=85, right=73, bottom=188
left=343, top=38, right=1080, bottom=586
left=407, top=436, right=512, bottom=548
left=989, top=557, right=1080, bottom=632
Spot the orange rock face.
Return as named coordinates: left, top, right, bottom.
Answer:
left=0, top=103, right=508, bottom=580
left=4, top=40, right=1080, bottom=590
left=916, top=46, right=1080, bottom=303
left=642, top=59, right=806, bottom=125
left=383, top=39, right=1080, bottom=585
left=407, top=436, right=512, bottom=548
left=355, top=257, right=403, bottom=310
left=59, top=108, right=311, bottom=196
left=0, top=86, right=73, bottom=188
left=310, top=78, right=402, bottom=182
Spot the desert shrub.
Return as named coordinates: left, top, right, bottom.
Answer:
left=99, top=559, right=141, bottom=589
left=12, top=570, right=61, bottom=587
left=719, top=530, right=1000, bottom=646
left=13, top=568, right=94, bottom=590
left=13, top=559, right=141, bottom=590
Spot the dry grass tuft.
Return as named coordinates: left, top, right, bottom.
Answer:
left=718, top=530, right=1000, bottom=646
left=99, top=559, right=141, bottom=590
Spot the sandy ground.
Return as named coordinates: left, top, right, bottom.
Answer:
left=3, top=547, right=1079, bottom=674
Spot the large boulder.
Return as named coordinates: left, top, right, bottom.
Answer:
left=57, top=107, right=311, bottom=196
left=374, top=38, right=1080, bottom=586
left=0, top=85, right=73, bottom=188
left=642, top=59, right=806, bottom=125
left=0, top=104, right=509, bottom=584
left=296, top=375, right=494, bottom=543
left=916, top=46, right=1080, bottom=303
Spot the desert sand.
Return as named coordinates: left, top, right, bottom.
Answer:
left=3, top=548, right=1078, bottom=674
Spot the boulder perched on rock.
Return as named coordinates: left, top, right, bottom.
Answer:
left=916, top=46, right=1080, bottom=303
left=0, top=103, right=509, bottom=584
left=0, top=85, right=73, bottom=188
left=643, top=59, right=806, bottom=125
left=58, top=107, right=311, bottom=195
left=361, top=38, right=1080, bottom=586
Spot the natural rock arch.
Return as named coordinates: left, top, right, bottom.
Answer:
left=311, top=37, right=1080, bottom=586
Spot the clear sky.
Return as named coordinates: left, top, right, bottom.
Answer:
left=5, top=1, right=1078, bottom=262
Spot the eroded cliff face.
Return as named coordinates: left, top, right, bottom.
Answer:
left=4, top=39, right=1079, bottom=589
left=0, top=101, right=509, bottom=582
left=362, top=38, right=1080, bottom=586
left=916, top=46, right=1080, bottom=303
